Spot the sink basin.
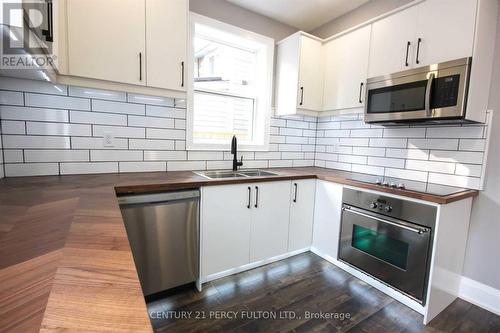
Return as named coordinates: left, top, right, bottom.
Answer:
left=195, top=169, right=277, bottom=180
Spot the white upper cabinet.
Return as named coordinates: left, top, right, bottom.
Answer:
left=323, top=25, right=371, bottom=111
left=368, top=5, right=418, bottom=78
left=65, top=0, right=187, bottom=91
left=146, top=0, right=187, bottom=91
left=275, top=33, right=323, bottom=116
left=369, top=0, right=478, bottom=78
left=67, top=0, right=146, bottom=85
left=414, top=0, right=477, bottom=67
left=288, top=180, right=316, bottom=252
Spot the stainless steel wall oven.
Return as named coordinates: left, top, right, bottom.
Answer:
left=338, top=188, right=436, bottom=304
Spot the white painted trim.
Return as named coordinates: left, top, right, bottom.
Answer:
left=479, top=110, right=494, bottom=190
left=200, top=247, right=310, bottom=283
left=186, top=12, right=274, bottom=151
left=459, top=276, right=500, bottom=316
left=310, top=247, right=426, bottom=316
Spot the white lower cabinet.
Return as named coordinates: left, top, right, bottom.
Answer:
left=201, top=183, right=252, bottom=276
left=249, top=181, right=291, bottom=262
left=312, top=180, right=343, bottom=259
left=288, top=179, right=316, bottom=251
left=201, top=179, right=316, bottom=279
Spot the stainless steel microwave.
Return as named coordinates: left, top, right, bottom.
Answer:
left=364, top=57, right=472, bottom=124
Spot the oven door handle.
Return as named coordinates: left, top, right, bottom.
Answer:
left=342, top=206, right=428, bottom=235
left=425, top=72, right=435, bottom=117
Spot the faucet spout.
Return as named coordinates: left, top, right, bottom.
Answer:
left=231, top=135, right=243, bottom=171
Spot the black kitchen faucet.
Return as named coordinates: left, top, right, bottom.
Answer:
left=231, top=135, right=243, bottom=171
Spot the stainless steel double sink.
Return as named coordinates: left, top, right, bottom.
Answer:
left=195, top=169, right=278, bottom=180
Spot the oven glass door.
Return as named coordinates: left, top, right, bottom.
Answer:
left=338, top=206, right=431, bottom=303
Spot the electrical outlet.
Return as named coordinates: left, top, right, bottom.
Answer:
left=103, top=132, right=114, bottom=147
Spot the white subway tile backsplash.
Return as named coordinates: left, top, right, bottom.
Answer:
left=280, top=127, right=302, bottom=136
left=428, top=173, right=480, bottom=189
left=458, top=139, right=486, bottom=151
left=384, top=128, right=426, bottom=138
left=408, top=138, right=459, bottom=150
left=129, top=115, right=174, bottom=129
left=240, top=160, right=269, bottom=169
left=129, top=139, right=174, bottom=150
left=339, top=138, right=369, bottom=147
left=324, top=129, right=350, bottom=137
left=93, top=125, right=145, bottom=138
left=70, top=111, right=127, bottom=126
left=0, top=78, right=67, bottom=95
left=25, top=93, right=90, bottom=110
left=91, top=150, right=143, bottom=162
left=255, top=152, right=281, bottom=160
left=223, top=151, right=254, bottom=160
left=286, top=119, right=309, bottom=129
left=325, top=161, right=351, bottom=172
left=269, top=160, right=293, bottom=168
left=429, top=150, right=483, bottom=164
left=1, top=106, right=68, bottom=122
left=146, top=105, right=185, bottom=119
left=278, top=144, right=302, bottom=151
left=175, top=119, right=186, bottom=129
left=281, top=152, right=304, bottom=160
left=293, top=159, right=314, bottom=167
left=71, top=137, right=128, bottom=150
left=69, top=87, right=127, bottom=101
left=167, top=161, right=205, bottom=171
left=144, top=151, right=187, bottom=161
left=188, top=151, right=224, bottom=161
left=385, top=148, right=429, bottom=160
left=426, top=126, right=484, bottom=139
left=60, top=162, right=118, bottom=175
left=350, top=129, right=383, bottom=137
left=4, top=150, right=23, bottom=163
left=406, top=160, right=455, bottom=174
left=385, top=168, right=428, bottom=182
left=5, top=163, right=59, bottom=177
left=367, top=157, right=405, bottom=168
left=27, top=122, right=91, bottom=136
left=3, top=135, right=70, bottom=149
left=206, top=160, right=233, bottom=170
left=1, top=120, right=25, bottom=134
left=146, top=128, right=185, bottom=140
left=351, top=164, right=384, bottom=176
left=0, top=91, right=23, bottom=105
left=119, top=161, right=166, bottom=173
left=286, top=136, right=309, bottom=144
left=455, top=164, right=482, bottom=177
left=92, top=100, right=145, bottom=115
left=24, top=150, right=89, bottom=162
left=369, top=138, right=407, bottom=148
left=352, top=147, right=385, bottom=157
left=127, top=94, right=175, bottom=106
left=338, top=154, right=367, bottom=165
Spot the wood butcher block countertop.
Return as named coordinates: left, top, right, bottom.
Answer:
left=0, top=167, right=477, bottom=332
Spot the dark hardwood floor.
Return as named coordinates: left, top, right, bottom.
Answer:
left=147, top=252, right=500, bottom=333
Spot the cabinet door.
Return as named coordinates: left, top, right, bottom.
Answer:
left=323, top=26, right=371, bottom=111
left=146, top=0, right=187, bottom=91
left=288, top=179, right=316, bottom=252
left=312, top=181, right=343, bottom=259
left=298, top=36, right=324, bottom=111
left=67, top=0, right=146, bottom=85
left=275, top=35, right=300, bottom=116
left=201, top=184, right=252, bottom=276
left=250, top=181, right=291, bottom=262
left=414, top=0, right=477, bottom=67
left=368, top=6, right=418, bottom=78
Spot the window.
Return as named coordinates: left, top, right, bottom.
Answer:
left=187, top=14, right=274, bottom=150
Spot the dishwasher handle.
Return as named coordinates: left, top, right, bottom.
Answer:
left=117, top=190, right=200, bottom=205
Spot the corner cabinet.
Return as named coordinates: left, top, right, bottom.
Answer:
left=64, top=0, right=187, bottom=92
left=201, top=180, right=315, bottom=280
left=275, top=32, right=324, bottom=116
left=322, top=25, right=371, bottom=112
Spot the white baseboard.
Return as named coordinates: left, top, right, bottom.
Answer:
left=459, top=276, right=500, bottom=316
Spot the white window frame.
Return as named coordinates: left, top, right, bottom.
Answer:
left=186, top=13, right=274, bottom=151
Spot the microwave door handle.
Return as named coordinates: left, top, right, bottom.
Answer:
left=425, top=73, right=435, bottom=117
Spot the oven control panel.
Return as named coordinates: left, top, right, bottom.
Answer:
left=370, top=199, right=392, bottom=213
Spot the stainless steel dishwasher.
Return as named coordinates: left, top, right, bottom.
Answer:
left=117, top=189, right=200, bottom=296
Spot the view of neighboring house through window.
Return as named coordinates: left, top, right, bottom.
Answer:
left=188, top=14, right=274, bottom=150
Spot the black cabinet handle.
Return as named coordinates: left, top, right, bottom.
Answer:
left=358, top=82, right=364, bottom=104
left=247, top=187, right=251, bottom=209
left=181, top=61, right=185, bottom=87
left=42, top=0, right=53, bottom=42
left=139, top=52, right=142, bottom=81
left=299, top=87, right=304, bottom=106
left=416, top=38, right=422, bottom=65
left=405, top=41, right=411, bottom=67
left=293, top=183, right=298, bottom=203
left=254, top=186, right=259, bottom=208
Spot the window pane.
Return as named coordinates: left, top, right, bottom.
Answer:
left=193, top=91, right=254, bottom=144
left=194, top=36, right=256, bottom=97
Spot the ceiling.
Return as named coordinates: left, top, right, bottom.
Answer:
left=226, top=0, right=370, bottom=31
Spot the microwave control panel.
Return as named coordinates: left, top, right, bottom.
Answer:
left=431, top=74, right=460, bottom=109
